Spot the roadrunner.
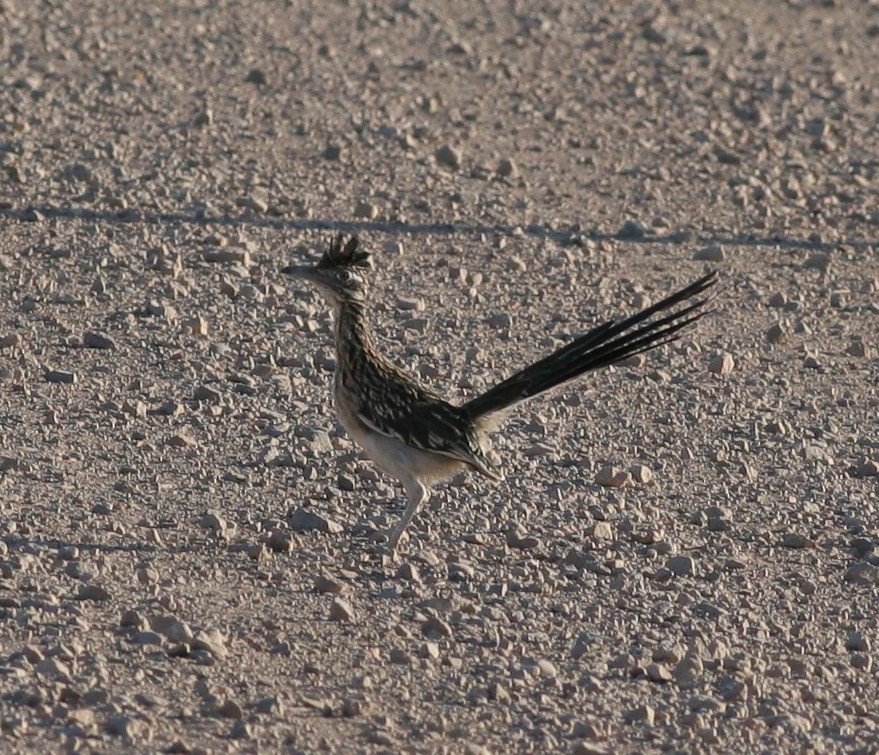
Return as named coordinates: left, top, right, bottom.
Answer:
left=283, top=235, right=716, bottom=551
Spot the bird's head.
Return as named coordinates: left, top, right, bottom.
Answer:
left=282, top=234, right=372, bottom=305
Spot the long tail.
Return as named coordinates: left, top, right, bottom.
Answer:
left=462, top=271, right=718, bottom=420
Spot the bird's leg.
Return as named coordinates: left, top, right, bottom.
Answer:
left=387, top=480, right=427, bottom=552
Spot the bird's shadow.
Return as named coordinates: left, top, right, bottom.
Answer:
left=2, top=204, right=876, bottom=253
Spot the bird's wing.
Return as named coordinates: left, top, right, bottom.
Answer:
left=351, top=370, right=499, bottom=478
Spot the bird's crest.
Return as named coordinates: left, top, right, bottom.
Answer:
left=318, top=234, right=372, bottom=270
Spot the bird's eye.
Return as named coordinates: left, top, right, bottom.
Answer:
left=338, top=270, right=353, bottom=282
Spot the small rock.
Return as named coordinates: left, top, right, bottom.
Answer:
left=629, top=464, right=653, bottom=484
left=497, top=158, right=519, bottom=178
left=193, top=384, right=221, bottom=402
left=105, top=715, right=137, bottom=737
left=667, top=556, right=694, bottom=576
left=203, top=247, right=251, bottom=265
left=435, top=144, right=462, bottom=169
left=765, top=323, right=787, bottom=344
left=846, top=632, right=870, bottom=652
left=421, top=616, right=453, bottom=639
left=83, top=331, right=116, bottom=349
left=395, top=562, right=421, bottom=582
left=708, top=353, right=734, bottom=375
left=768, top=292, right=787, bottom=307
left=314, top=574, right=347, bottom=594
left=193, top=629, right=227, bottom=659
left=693, top=245, right=725, bottom=262
left=288, top=507, right=343, bottom=534
left=329, top=598, right=355, bottom=622
left=847, top=340, right=870, bottom=358
left=804, top=252, right=830, bottom=271
left=595, top=465, right=628, bottom=488
left=354, top=200, right=378, bottom=219
left=804, top=445, right=831, bottom=463
left=199, top=511, right=227, bottom=531
left=166, top=431, right=195, bottom=448
left=341, top=696, right=368, bottom=717
left=245, top=68, right=267, bottom=85
left=591, top=521, right=614, bottom=540
left=781, top=532, right=810, bottom=549
left=267, top=529, right=292, bottom=553
left=236, top=194, right=269, bottom=213
left=217, top=699, right=244, bottom=719
left=617, top=219, right=646, bottom=239
left=646, top=663, right=673, bottom=683
left=77, top=584, right=113, bottom=601
left=194, top=106, right=213, bottom=127
left=45, top=369, right=76, bottom=384
left=844, top=563, right=877, bottom=585
left=35, top=658, right=70, bottom=678
left=625, top=704, right=655, bottom=725
left=674, top=656, right=704, bottom=688
left=857, top=459, right=879, bottom=477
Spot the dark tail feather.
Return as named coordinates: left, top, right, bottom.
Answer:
left=462, top=271, right=718, bottom=420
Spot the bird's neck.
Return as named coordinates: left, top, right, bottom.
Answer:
left=334, top=300, right=376, bottom=360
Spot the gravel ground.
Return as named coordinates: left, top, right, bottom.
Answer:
left=1, top=1, right=878, bottom=752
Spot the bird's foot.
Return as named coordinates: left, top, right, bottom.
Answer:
left=367, top=526, right=408, bottom=560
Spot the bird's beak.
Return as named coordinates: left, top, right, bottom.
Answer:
left=281, top=264, right=313, bottom=280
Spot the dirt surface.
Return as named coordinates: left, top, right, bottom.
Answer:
left=1, top=0, right=879, bottom=752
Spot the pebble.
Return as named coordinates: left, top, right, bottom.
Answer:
left=765, top=323, right=786, bottom=344
left=667, top=556, right=695, bottom=577
left=617, top=219, right=646, bottom=239
left=803, top=252, right=830, bottom=270
left=768, top=292, right=788, bottom=307
left=193, top=385, right=221, bottom=402
left=354, top=200, right=379, bottom=219
left=781, top=532, right=810, bottom=549
left=497, top=158, right=519, bottom=178
left=83, top=331, right=116, bottom=349
left=708, top=353, right=734, bottom=375
left=329, top=598, right=355, bottom=621
left=314, top=574, right=347, bottom=594
left=35, top=658, right=70, bottom=678
left=629, top=464, right=653, bottom=484
left=624, top=704, right=655, bottom=725
left=288, top=507, right=343, bottom=534
left=844, top=563, right=877, bottom=585
left=203, top=247, right=251, bottom=265
left=166, top=431, right=195, bottom=448
left=846, top=632, right=869, bottom=652
left=245, top=68, right=267, bottom=85
left=45, top=369, right=77, bottom=384
left=595, top=465, right=628, bottom=488
left=693, top=245, right=725, bottom=262
left=199, top=512, right=227, bottom=531
left=857, top=458, right=879, bottom=477
left=674, top=656, right=704, bottom=688
left=395, top=562, right=421, bottom=582
left=193, top=629, right=227, bottom=659
left=435, top=144, right=462, bottom=169
left=646, top=663, right=673, bottom=683
left=421, top=616, right=453, bottom=639
left=77, top=584, right=113, bottom=601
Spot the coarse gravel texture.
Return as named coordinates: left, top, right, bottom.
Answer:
left=1, top=0, right=878, bottom=753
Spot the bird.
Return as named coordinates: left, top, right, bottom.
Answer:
left=282, top=234, right=716, bottom=552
